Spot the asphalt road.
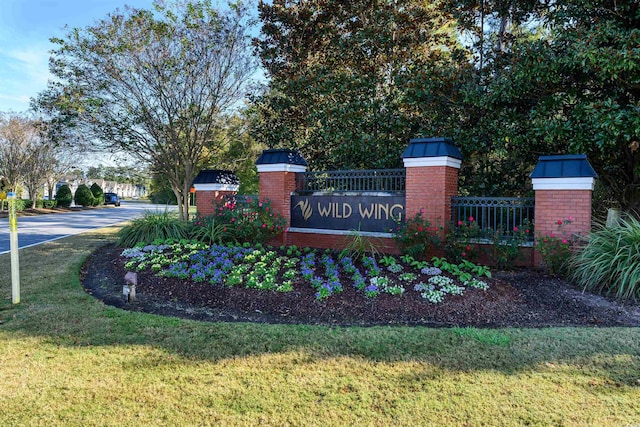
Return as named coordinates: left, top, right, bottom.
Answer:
left=0, top=201, right=178, bottom=254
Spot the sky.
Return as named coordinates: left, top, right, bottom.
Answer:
left=0, top=0, right=156, bottom=113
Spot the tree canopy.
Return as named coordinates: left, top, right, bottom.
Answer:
left=35, top=0, right=257, bottom=219
left=254, top=0, right=640, bottom=211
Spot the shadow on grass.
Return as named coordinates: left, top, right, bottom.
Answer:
left=0, top=229, right=638, bottom=387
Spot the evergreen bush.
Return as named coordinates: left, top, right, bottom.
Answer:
left=55, top=185, right=73, bottom=208
left=74, top=184, right=95, bottom=207
left=90, top=183, right=104, bottom=207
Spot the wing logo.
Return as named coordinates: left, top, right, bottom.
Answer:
left=294, top=199, right=313, bottom=221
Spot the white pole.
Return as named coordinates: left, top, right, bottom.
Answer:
left=8, top=192, right=20, bottom=304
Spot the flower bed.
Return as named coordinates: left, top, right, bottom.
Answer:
left=121, top=239, right=492, bottom=304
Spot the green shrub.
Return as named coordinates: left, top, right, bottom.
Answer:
left=74, top=184, right=95, bottom=207
left=536, top=218, right=575, bottom=275
left=213, top=197, right=286, bottom=244
left=55, top=185, right=73, bottom=208
left=394, top=210, right=442, bottom=260
left=569, top=217, right=640, bottom=300
left=117, top=210, right=192, bottom=247
left=90, top=183, right=104, bottom=207
left=44, top=199, right=57, bottom=209
left=12, top=199, right=30, bottom=211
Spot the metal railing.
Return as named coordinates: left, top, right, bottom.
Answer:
left=296, top=169, right=406, bottom=194
left=451, top=196, right=535, bottom=242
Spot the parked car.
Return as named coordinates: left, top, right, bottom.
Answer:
left=104, top=193, right=121, bottom=207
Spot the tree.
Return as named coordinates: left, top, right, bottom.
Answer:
left=35, top=0, right=256, bottom=220
left=253, top=0, right=470, bottom=170
left=449, top=0, right=640, bottom=209
left=0, top=113, right=37, bottom=192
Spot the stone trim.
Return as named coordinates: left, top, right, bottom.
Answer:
left=403, top=156, right=462, bottom=169
left=193, top=183, right=240, bottom=192
left=532, top=177, right=595, bottom=191
left=256, top=164, right=308, bottom=173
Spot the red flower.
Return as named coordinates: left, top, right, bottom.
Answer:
left=513, top=226, right=519, bottom=232
left=557, top=220, right=563, bottom=225
left=418, top=226, right=424, bottom=232
left=466, top=245, right=471, bottom=251
left=458, top=220, right=463, bottom=226
left=461, top=252, right=466, bottom=257
left=525, top=229, right=530, bottom=234
left=262, top=223, right=266, bottom=228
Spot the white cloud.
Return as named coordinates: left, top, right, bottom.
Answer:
left=0, top=43, right=52, bottom=112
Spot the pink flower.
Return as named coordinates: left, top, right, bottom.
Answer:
left=262, top=223, right=266, bottom=228
left=465, top=245, right=471, bottom=251
left=458, top=220, right=463, bottom=226
left=513, top=226, right=519, bottom=232
left=550, top=233, right=555, bottom=238
left=461, top=252, right=466, bottom=257
left=568, top=216, right=574, bottom=221
left=562, top=239, right=568, bottom=244
left=525, top=229, right=530, bottom=234
left=420, top=208, right=425, bottom=214
left=469, top=216, right=474, bottom=222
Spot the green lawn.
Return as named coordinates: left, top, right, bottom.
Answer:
left=0, top=227, right=639, bottom=426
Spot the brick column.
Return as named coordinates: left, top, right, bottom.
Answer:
left=402, top=138, right=462, bottom=233
left=256, top=149, right=308, bottom=245
left=531, top=155, right=597, bottom=265
left=193, top=170, right=239, bottom=217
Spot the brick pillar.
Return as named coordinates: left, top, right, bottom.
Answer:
left=194, top=188, right=238, bottom=216
left=402, top=138, right=462, bottom=233
left=531, top=155, right=598, bottom=266
left=192, top=170, right=239, bottom=217
left=256, top=149, right=308, bottom=245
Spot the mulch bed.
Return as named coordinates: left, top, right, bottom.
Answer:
left=80, top=243, right=640, bottom=328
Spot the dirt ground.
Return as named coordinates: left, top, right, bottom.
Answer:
left=81, top=243, right=640, bottom=328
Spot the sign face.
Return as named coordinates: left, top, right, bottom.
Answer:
left=291, top=194, right=405, bottom=233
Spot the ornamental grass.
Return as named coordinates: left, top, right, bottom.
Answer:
left=569, top=216, right=640, bottom=300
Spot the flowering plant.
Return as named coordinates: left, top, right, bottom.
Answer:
left=536, top=217, right=574, bottom=275
left=445, top=216, right=481, bottom=263
left=394, top=209, right=442, bottom=260
left=213, top=197, right=286, bottom=244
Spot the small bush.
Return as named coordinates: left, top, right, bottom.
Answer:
left=569, top=216, right=640, bottom=300
left=213, top=197, right=286, bottom=244
left=55, top=185, right=73, bottom=208
left=90, top=183, right=104, bottom=207
left=536, top=218, right=575, bottom=275
left=117, top=210, right=192, bottom=247
left=74, top=184, right=95, bottom=207
left=12, top=199, right=30, bottom=211
left=394, top=210, right=442, bottom=260
left=43, top=199, right=57, bottom=209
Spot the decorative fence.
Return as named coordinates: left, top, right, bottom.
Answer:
left=296, top=169, right=406, bottom=194
left=451, top=196, right=535, bottom=242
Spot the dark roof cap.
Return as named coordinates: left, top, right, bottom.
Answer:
left=402, top=137, right=463, bottom=160
left=530, top=154, right=598, bottom=179
left=256, top=149, right=308, bottom=166
left=192, top=169, right=239, bottom=185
